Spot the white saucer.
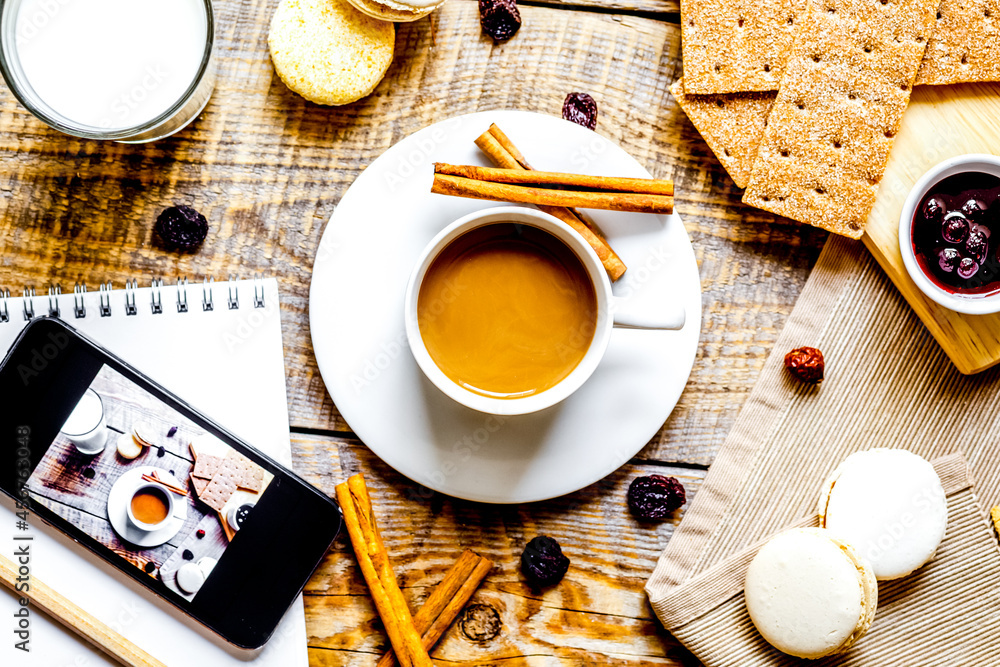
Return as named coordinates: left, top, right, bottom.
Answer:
left=309, top=110, right=702, bottom=503
left=107, top=467, right=188, bottom=548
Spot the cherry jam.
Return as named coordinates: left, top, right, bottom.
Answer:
left=912, top=172, right=1000, bottom=295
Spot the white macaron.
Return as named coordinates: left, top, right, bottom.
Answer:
left=818, top=448, right=947, bottom=580
left=745, top=527, right=878, bottom=659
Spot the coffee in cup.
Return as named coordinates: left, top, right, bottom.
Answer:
left=127, top=482, right=174, bottom=531
left=417, top=222, right=598, bottom=399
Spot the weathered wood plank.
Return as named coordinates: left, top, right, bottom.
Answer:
left=291, top=433, right=704, bottom=665
left=0, top=0, right=825, bottom=468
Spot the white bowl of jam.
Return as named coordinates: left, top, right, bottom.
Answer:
left=899, top=154, right=1000, bottom=315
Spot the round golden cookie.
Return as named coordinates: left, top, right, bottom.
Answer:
left=117, top=432, right=144, bottom=460
left=344, top=0, right=445, bottom=23
left=268, top=0, right=395, bottom=106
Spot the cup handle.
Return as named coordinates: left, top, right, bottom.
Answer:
left=611, top=297, right=686, bottom=331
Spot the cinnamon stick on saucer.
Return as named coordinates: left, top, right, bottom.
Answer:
left=432, top=165, right=674, bottom=214
left=335, top=474, right=433, bottom=667
left=377, top=549, right=493, bottom=667
left=474, top=125, right=627, bottom=281
left=436, top=164, right=675, bottom=195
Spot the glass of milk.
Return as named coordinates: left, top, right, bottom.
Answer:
left=0, top=0, right=215, bottom=142
left=61, top=388, right=108, bottom=455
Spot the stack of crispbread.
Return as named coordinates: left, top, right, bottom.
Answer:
left=674, top=0, right=1000, bottom=239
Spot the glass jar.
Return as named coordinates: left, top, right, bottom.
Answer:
left=0, top=0, right=215, bottom=143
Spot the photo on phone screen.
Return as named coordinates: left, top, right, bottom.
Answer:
left=24, top=363, right=273, bottom=600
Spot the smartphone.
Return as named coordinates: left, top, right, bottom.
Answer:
left=0, top=317, right=342, bottom=649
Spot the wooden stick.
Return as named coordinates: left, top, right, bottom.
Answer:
left=336, top=474, right=433, bottom=667
left=434, top=163, right=674, bottom=196
left=475, top=127, right=627, bottom=281
left=377, top=550, right=493, bottom=667
left=0, top=553, right=167, bottom=667
left=432, top=173, right=674, bottom=214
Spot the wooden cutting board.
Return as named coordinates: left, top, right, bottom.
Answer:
left=864, top=82, right=1000, bottom=374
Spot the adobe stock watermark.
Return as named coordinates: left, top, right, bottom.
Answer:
left=12, top=426, right=34, bottom=653
left=15, top=0, right=72, bottom=43
left=857, top=484, right=947, bottom=566
left=98, top=66, right=169, bottom=130
left=383, top=116, right=463, bottom=193
left=223, top=293, right=280, bottom=353
left=63, top=600, right=144, bottom=666
left=406, top=414, right=508, bottom=502
left=349, top=275, right=467, bottom=395
left=15, top=327, right=69, bottom=386
left=869, top=124, right=964, bottom=224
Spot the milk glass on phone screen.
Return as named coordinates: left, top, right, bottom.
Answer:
left=0, top=0, right=215, bottom=142
left=60, top=387, right=108, bottom=454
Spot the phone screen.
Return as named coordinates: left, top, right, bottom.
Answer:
left=2, top=318, right=342, bottom=649
left=24, top=362, right=274, bottom=601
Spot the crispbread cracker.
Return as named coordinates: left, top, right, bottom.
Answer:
left=681, top=0, right=808, bottom=94
left=200, top=471, right=237, bottom=512
left=191, top=453, right=223, bottom=480
left=239, top=466, right=265, bottom=493
left=671, top=78, right=776, bottom=188
left=743, top=0, right=938, bottom=238
left=916, top=0, right=1000, bottom=85
left=189, top=473, right=210, bottom=496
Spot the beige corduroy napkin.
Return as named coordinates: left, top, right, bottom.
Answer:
left=646, top=236, right=1000, bottom=665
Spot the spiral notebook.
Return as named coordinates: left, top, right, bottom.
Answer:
left=0, top=278, right=308, bottom=667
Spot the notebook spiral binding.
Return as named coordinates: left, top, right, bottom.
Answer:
left=2, top=275, right=267, bottom=323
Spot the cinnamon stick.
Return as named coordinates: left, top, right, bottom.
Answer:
left=335, top=475, right=433, bottom=667
left=142, top=473, right=187, bottom=496
left=475, top=126, right=626, bottom=280
left=431, top=173, right=674, bottom=214
left=377, top=550, right=493, bottom=667
left=434, top=163, right=674, bottom=196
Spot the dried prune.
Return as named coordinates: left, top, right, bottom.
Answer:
left=83, top=468, right=95, bottom=479
left=627, top=475, right=685, bottom=520
left=143, top=561, right=156, bottom=574
left=784, top=346, right=825, bottom=384
left=479, top=0, right=520, bottom=42
left=562, top=92, right=598, bottom=130
left=182, top=549, right=194, bottom=561
left=520, top=536, right=569, bottom=587
left=154, top=205, right=208, bottom=251
left=157, top=445, right=166, bottom=458
left=167, top=426, right=178, bottom=438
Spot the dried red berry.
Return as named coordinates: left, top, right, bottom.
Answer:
left=196, top=529, right=206, bottom=539
left=784, top=346, right=825, bottom=384
left=520, top=536, right=569, bottom=587
left=562, top=92, right=598, bottom=130
left=155, top=205, right=208, bottom=251
left=479, top=0, right=520, bottom=42
left=627, top=475, right=685, bottom=520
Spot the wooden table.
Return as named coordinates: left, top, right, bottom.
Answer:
left=0, top=0, right=829, bottom=663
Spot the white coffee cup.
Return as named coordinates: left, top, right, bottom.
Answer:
left=126, top=482, right=175, bottom=532
left=404, top=206, right=686, bottom=416
left=61, top=388, right=108, bottom=455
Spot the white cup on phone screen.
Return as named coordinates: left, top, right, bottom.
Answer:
left=61, top=388, right=108, bottom=455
